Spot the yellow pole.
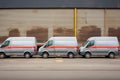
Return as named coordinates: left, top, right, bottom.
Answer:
left=74, top=8, right=77, bottom=37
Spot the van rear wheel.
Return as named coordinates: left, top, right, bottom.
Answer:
left=108, top=53, right=115, bottom=58
left=0, top=53, right=6, bottom=59
left=42, top=52, right=49, bottom=58
left=68, top=53, right=74, bottom=58
left=85, top=52, right=91, bottom=58
left=24, top=52, right=31, bottom=58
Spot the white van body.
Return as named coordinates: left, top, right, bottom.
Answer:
left=38, top=37, right=78, bottom=58
left=0, top=37, right=37, bottom=58
left=80, top=37, right=119, bottom=58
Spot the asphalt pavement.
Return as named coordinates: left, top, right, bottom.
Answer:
left=0, top=57, right=120, bottom=80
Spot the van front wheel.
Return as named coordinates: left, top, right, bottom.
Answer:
left=24, top=52, right=31, bottom=58
left=42, top=52, right=49, bottom=58
left=85, top=52, right=91, bottom=58
left=0, top=53, right=6, bottom=59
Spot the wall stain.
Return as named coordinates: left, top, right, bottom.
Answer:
left=109, top=27, right=120, bottom=42
left=0, top=36, right=8, bottom=43
left=54, top=27, right=73, bottom=36
left=78, top=25, right=101, bottom=44
left=9, top=28, right=20, bottom=37
left=27, top=27, right=48, bottom=43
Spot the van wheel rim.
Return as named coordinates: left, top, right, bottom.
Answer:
left=69, top=53, right=74, bottom=58
left=25, top=54, right=30, bottom=58
left=85, top=53, right=90, bottom=58
left=110, top=54, right=113, bottom=58
left=109, top=53, right=114, bottom=58
left=43, top=53, right=48, bottom=58
left=0, top=54, right=5, bottom=58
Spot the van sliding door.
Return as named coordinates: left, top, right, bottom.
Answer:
left=54, top=41, right=68, bottom=57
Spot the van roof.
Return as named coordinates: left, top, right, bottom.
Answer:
left=6, top=37, right=36, bottom=41
left=49, top=37, right=77, bottom=41
left=88, top=37, right=118, bottom=41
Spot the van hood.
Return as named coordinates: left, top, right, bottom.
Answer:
left=80, top=46, right=84, bottom=49
left=38, top=46, right=44, bottom=52
left=79, top=46, right=85, bottom=52
left=0, top=44, right=1, bottom=47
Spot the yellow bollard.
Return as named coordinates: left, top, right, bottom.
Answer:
left=74, top=8, right=77, bottom=37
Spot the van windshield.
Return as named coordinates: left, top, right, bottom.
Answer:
left=82, top=40, right=94, bottom=48
left=82, top=41, right=89, bottom=47
left=1, top=40, right=10, bottom=47
left=45, top=40, right=53, bottom=47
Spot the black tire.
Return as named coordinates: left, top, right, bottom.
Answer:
left=85, top=52, right=91, bottom=58
left=82, top=55, right=85, bottom=58
left=42, top=52, right=49, bottom=58
left=105, top=56, right=109, bottom=58
left=108, top=53, right=115, bottom=58
left=0, top=53, right=6, bottom=59
left=68, top=53, right=74, bottom=58
left=6, top=56, right=10, bottom=58
left=24, top=52, right=31, bottom=58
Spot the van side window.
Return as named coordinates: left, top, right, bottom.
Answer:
left=86, top=40, right=94, bottom=48
left=1, top=40, right=10, bottom=47
left=46, top=40, right=53, bottom=47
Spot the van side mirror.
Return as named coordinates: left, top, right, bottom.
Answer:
left=44, top=45, right=47, bottom=48
left=44, top=44, right=48, bottom=48
left=85, top=44, right=90, bottom=48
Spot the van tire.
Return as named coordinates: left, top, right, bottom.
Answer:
left=108, top=53, right=115, bottom=58
left=42, top=52, right=49, bottom=58
left=0, top=53, right=6, bottom=59
left=24, top=52, right=31, bottom=58
left=85, top=52, right=91, bottom=58
left=68, top=53, right=74, bottom=58
left=82, top=55, right=85, bottom=58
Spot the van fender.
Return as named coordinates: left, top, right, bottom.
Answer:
left=67, top=51, right=76, bottom=56
left=84, top=50, right=92, bottom=55
left=108, top=51, right=116, bottom=55
left=23, top=51, right=32, bottom=55
left=0, top=52, right=6, bottom=55
left=83, top=49, right=91, bottom=54
left=41, top=50, right=49, bottom=56
left=0, top=52, right=6, bottom=58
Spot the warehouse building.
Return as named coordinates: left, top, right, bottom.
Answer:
left=0, top=0, right=120, bottom=45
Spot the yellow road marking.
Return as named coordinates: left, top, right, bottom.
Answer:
left=55, top=58, right=64, bottom=63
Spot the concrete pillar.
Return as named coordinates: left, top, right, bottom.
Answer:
left=19, top=28, right=26, bottom=36
left=104, top=9, right=108, bottom=36
left=48, top=26, right=53, bottom=38
left=101, top=26, right=104, bottom=36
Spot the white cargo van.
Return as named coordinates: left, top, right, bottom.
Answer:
left=80, top=37, right=119, bottom=58
left=38, top=37, right=78, bottom=58
left=0, top=37, right=37, bottom=58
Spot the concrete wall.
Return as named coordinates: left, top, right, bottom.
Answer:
left=106, top=9, right=120, bottom=41
left=0, top=9, right=120, bottom=45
